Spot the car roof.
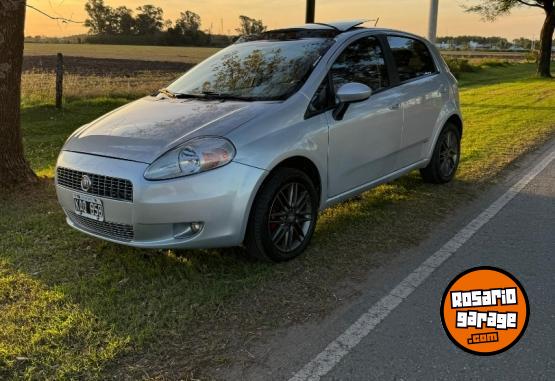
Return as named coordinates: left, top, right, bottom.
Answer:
left=237, top=20, right=430, bottom=47
left=267, top=20, right=428, bottom=42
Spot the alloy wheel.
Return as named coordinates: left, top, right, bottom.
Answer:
left=439, top=130, right=459, bottom=178
left=267, top=182, right=314, bottom=253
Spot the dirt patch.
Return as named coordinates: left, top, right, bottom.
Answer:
left=23, top=55, right=194, bottom=76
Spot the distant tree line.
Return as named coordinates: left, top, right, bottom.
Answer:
left=437, top=36, right=512, bottom=49
left=25, top=35, right=89, bottom=44
left=81, top=0, right=266, bottom=46
left=510, top=37, right=555, bottom=50
left=437, top=35, right=555, bottom=50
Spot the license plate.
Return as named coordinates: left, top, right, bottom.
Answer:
left=73, top=194, right=104, bottom=221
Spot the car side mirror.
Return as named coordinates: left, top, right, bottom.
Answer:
left=336, top=82, right=372, bottom=103
left=333, top=82, right=372, bottom=121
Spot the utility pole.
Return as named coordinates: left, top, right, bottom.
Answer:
left=428, top=0, right=439, bottom=43
left=306, top=0, right=315, bottom=23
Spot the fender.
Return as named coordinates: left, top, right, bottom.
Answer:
left=422, top=100, right=463, bottom=167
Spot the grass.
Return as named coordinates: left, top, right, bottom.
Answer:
left=21, top=98, right=130, bottom=177
left=0, top=266, right=128, bottom=379
left=22, top=72, right=180, bottom=107
left=1, top=63, right=554, bottom=379
left=24, top=43, right=219, bottom=64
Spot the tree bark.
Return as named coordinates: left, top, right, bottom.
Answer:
left=537, top=4, right=555, bottom=78
left=0, top=0, right=37, bottom=188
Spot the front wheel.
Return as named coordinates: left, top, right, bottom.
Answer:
left=245, top=168, right=318, bottom=262
left=420, top=123, right=461, bottom=184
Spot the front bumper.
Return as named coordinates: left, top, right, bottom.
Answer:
left=55, top=151, right=266, bottom=249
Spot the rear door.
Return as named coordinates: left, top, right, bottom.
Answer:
left=385, top=35, right=445, bottom=168
left=325, top=35, right=403, bottom=197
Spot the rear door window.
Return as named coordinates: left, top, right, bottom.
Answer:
left=387, top=36, right=436, bottom=82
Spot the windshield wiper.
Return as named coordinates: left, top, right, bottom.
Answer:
left=158, top=89, right=259, bottom=101
left=157, top=88, right=177, bottom=98
left=199, top=91, right=257, bottom=102
left=157, top=88, right=206, bottom=99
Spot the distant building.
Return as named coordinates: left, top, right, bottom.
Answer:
left=435, top=41, right=451, bottom=50
left=508, top=45, right=526, bottom=51
left=469, top=41, right=490, bottom=50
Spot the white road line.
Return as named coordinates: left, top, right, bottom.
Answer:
left=289, top=148, right=555, bottom=381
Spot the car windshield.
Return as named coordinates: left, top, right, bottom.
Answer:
left=167, top=38, right=334, bottom=101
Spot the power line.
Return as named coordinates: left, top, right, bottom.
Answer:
left=26, top=4, right=84, bottom=24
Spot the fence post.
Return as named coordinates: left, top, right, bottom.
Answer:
left=55, top=53, right=63, bottom=108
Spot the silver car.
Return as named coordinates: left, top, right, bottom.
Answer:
left=55, top=20, right=462, bottom=261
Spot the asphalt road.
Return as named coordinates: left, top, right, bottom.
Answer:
left=321, top=150, right=555, bottom=380
left=228, top=141, right=555, bottom=381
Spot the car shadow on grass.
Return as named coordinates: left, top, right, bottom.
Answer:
left=0, top=172, right=481, bottom=379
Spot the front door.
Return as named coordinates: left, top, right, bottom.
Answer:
left=327, top=35, right=403, bottom=197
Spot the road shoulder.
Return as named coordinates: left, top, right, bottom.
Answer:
left=216, top=138, right=555, bottom=381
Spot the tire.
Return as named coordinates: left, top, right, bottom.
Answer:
left=245, top=168, right=319, bottom=262
left=420, top=122, right=461, bottom=184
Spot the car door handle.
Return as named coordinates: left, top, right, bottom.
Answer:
left=389, top=103, right=401, bottom=110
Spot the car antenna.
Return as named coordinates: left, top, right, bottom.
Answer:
left=364, top=18, right=380, bottom=27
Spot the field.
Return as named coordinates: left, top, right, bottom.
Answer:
left=1, top=51, right=554, bottom=379
left=21, top=42, right=545, bottom=106
left=22, top=56, right=188, bottom=107
left=442, top=50, right=534, bottom=59
left=24, top=43, right=219, bottom=64
left=25, top=42, right=553, bottom=64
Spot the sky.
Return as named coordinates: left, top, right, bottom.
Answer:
left=25, top=0, right=547, bottom=40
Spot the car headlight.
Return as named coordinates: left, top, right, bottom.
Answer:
left=144, top=137, right=236, bottom=180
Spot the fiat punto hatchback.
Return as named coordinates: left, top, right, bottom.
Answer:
left=55, top=20, right=462, bottom=261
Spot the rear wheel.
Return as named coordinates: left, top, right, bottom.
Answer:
left=245, top=168, right=318, bottom=262
left=420, top=123, right=461, bottom=184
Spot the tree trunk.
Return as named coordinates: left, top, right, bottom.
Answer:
left=537, top=6, right=555, bottom=78
left=0, top=0, right=37, bottom=188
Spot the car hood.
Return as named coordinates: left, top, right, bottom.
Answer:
left=63, top=96, right=275, bottom=163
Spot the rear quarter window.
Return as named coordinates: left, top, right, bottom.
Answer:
left=387, top=36, right=436, bottom=82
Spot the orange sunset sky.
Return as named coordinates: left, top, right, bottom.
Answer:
left=25, top=0, right=547, bottom=40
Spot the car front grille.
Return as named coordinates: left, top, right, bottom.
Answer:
left=57, top=167, right=133, bottom=202
left=67, top=211, right=134, bottom=242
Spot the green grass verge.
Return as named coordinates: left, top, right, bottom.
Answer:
left=1, top=63, right=554, bottom=379
left=22, top=98, right=129, bottom=177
